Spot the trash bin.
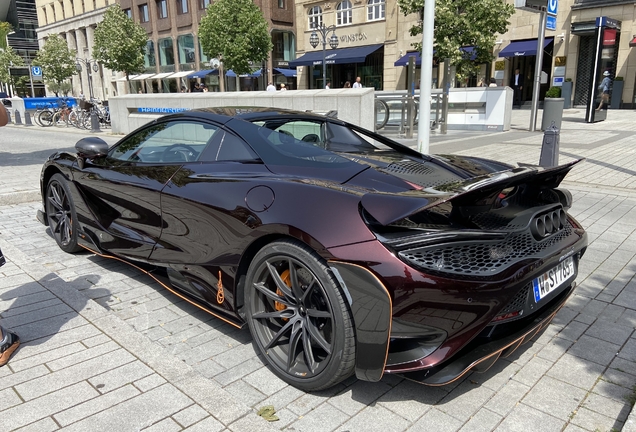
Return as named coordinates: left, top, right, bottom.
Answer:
left=541, top=97, right=564, bottom=131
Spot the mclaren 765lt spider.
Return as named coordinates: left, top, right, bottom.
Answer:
left=37, top=107, right=587, bottom=391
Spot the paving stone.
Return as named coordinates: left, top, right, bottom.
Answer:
left=0, top=365, right=50, bottom=393
left=495, top=403, right=565, bottom=432
left=604, top=364, right=636, bottom=389
left=81, top=333, right=111, bottom=348
left=547, top=354, right=605, bottom=390
left=407, top=407, right=462, bottom=432
left=0, top=298, right=61, bottom=318
left=557, top=320, right=590, bottom=342
left=472, top=360, right=521, bottom=391
left=182, top=416, right=225, bottom=432
left=327, top=380, right=393, bottom=416
left=484, top=379, right=530, bottom=416
left=15, top=348, right=135, bottom=401
left=54, top=384, right=141, bottom=426
left=340, top=404, right=410, bottom=432
left=227, top=412, right=279, bottom=432
left=458, top=407, right=503, bottom=432
left=8, top=341, right=86, bottom=373
left=13, top=417, right=60, bottom=432
left=225, top=379, right=267, bottom=407
left=211, top=343, right=259, bottom=370
left=142, top=417, right=183, bottom=432
left=583, top=392, right=632, bottom=423
left=592, top=380, right=634, bottom=403
left=0, top=387, right=22, bottom=411
left=437, top=381, right=495, bottom=422
left=172, top=404, right=209, bottom=428
left=7, top=311, right=88, bottom=343
left=258, top=384, right=304, bottom=412
left=377, top=380, right=446, bottom=422
left=0, top=381, right=99, bottom=431
left=242, top=367, right=288, bottom=396
left=536, top=337, right=573, bottom=362
left=287, top=384, right=346, bottom=416
left=135, top=374, right=168, bottom=393
left=286, top=402, right=349, bottom=432
left=522, top=376, right=588, bottom=421
left=60, top=384, right=193, bottom=432
left=192, top=358, right=226, bottom=380
left=89, top=360, right=154, bottom=394
left=213, top=358, right=269, bottom=387
left=571, top=407, right=624, bottom=432
left=618, top=337, right=636, bottom=361
left=46, top=340, right=120, bottom=371
left=511, top=356, right=553, bottom=387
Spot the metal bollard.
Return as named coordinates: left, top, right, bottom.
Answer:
left=24, top=111, right=33, bottom=126
left=14, top=110, right=22, bottom=125
left=6, top=110, right=11, bottom=124
left=90, top=112, right=101, bottom=133
left=539, top=123, right=560, bottom=167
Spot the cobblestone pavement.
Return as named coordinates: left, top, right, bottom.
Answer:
left=0, top=108, right=635, bottom=431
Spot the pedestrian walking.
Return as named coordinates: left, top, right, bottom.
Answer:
left=344, top=81, right=351, bottom=88
left=0, top=105, right=20, bottom=367
left=352, top=77, right=362, bottom=88
left=596, top=71, right=612, bottom=111
left=510, top=68, right=524, bottom=108
left=266, top=82, right=276, bottom=92
left=280, top=83, right=287, bottom=91
left=325, top=82, right=330, bottom=89
left=489, top=77, right=497, bottom=87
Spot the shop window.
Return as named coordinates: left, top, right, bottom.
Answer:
left=144, top=40, right=156, bottom=68
left=308, top=6, right=322, bottom=29
left=178, top=34, right=195, bottom=64
left=139, top=4, right=149, bottom=22
left=367, top=0, right=385, bottom=21
left=337, top=1, right=352, bottom=26
left=177, top=0, right=188, bottom=14
left=123, top=8, right=132, bottom=18
left=158, top=37, right=175, bottom=66
left=272, top=30, right=296, bottom=64
left=157, top=0, right=168, bottom=19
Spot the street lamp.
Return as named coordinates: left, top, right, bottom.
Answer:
left=75, top=58, right=99, bottom=99
left=309, top=23, right=338, bottom=89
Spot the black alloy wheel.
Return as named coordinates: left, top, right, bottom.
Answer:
left=45, top=174, right=82, bottom=253
left=245, top=240, right=355, bottom=391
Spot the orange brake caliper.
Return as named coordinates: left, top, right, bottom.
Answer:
left=275, top=270, right=291, bottom=320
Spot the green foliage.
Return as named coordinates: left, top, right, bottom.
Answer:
left=614, top=76, right=623, bottom=81
left=545, top=86, right=561, bottom=98
left=48, top=81, right=73, bottom=96
left=33, top=34, right=77, bottom=94
left=198, top=0, right=272, bottom=75
left=565, top=77, right=572, bottom=82
left=397, top=0, right=515, bottom=79
left=0, top=46, right=29, bottom=94
left=93, top=6, right=147, bottom=81
left=0, top=22, right=13, bottom=51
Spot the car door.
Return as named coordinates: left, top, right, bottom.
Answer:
left=74, top=119, right=220, bottom=259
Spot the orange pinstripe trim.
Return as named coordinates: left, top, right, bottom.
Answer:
left=79, top=245, right=241, bottom=329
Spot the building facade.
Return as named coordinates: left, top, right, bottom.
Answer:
left=291, top=0, right=422, bottom=90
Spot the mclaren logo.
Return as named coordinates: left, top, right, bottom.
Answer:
left=216, top=271, right=225, bottom=304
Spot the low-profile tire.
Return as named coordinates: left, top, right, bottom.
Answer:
left=245, top=240, right=356, bottom=391
left=45, top=173, right=82, bottom=253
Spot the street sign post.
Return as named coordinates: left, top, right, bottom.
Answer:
left=547, top=0, right=558, bottom=16
left=31, top=66, right=43, bottom=81
left=546, top=15, right=557, bottom=30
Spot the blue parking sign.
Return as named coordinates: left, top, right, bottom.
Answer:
left=546, top=15, right=557, bottom=31
left=31, top=66, right=42, bottom=77
left=547, top=0, right=558, bottom=15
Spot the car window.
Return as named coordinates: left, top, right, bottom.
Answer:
left=198, top=130, right=259, bottom=162
left=109, top=120, right=219, bottom=163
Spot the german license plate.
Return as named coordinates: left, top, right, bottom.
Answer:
left=533, top=257, right=575, bottom=302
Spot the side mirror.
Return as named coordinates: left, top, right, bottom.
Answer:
left=75, top=137, right=109, bottom=158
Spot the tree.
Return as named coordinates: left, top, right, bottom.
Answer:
left=198, top=0, right=272, bottom=76
left=0, top=46, right=29, bottom=96
left=33, top=34, right=76, bottom=96
left=397, top=0, right=515, bottom=80
left=0, top=22, right=13, bottom=51
left=93, top=6, right=147, bottom=90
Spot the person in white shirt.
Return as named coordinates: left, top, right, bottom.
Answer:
left=280, top=83, right=287, bottom=91
left=352, top=77, right=362, bottom=88
left=325, top=82, right=330, bottom=89
left=266, top=82, right=276, bottom=92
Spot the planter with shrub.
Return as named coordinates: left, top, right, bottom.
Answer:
left=542, top=86, right=564, bottom=131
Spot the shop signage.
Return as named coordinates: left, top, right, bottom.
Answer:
left=603, top=29, right=616, bottom=45
left=137, top=107, right=190, bottom=113
left=276, top=61, right=289, bottom=67
left=340, top=33, right=367, bottom=43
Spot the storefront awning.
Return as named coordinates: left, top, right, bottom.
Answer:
left=153, top=72, right=174, bottom=79
left=187, top=69, right=216, bottom=78
left=226, top=69, right=262, bottom=78
left=289, top=44, right=383, bottom=67
left=394, top=47, right=476, bottom=66
left=115, top=74, right=138, bottom=82
left=132, top=73, right=156, bottom=80
left=170, top=71, right=194, bottom=78
left=630, top=36, right=636, bottom=47
left=274, top=68, right=297, bottom=77
left=499, top=38, right=553, bottom=57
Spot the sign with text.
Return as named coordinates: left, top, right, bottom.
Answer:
left=546, top=15, right=557, bottom=31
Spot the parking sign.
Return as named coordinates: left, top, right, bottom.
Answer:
left=31, top=66, right=43, bottom=81
left=547, top=0, right=558, bottom=15
left=546, top=15, right=557, bottom=30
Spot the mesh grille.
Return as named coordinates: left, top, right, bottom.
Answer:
left=399, top=223, right=573, bottom=277
left=470, top=212, right=525, bottom=231
left=380, top=161, right=460, bottom=188
left=574, top=36, right=594, bottom=106
left=500, top=283, right=531, bottom=315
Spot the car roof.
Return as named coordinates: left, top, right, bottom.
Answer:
left=170, top=106, right=346, bottom=125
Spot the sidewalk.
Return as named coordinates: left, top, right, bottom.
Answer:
left=0, top=108, right=635, bottom=431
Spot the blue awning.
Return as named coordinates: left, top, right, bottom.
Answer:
left=394, top=47, right=477, bottom=67
left=499, top=38, right=553, bottom=57
left=274, top=68, right=297, bottom=77
left=187, top=69, right=215, bottom=78
left=289, top=44, right=383, bottom=67
left=225, top=69, right=261, bottom=78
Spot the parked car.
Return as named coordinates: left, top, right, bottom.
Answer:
left=37, top=107, right=587, bottom=391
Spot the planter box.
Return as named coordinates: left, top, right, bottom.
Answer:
left=610, top=80, right=624, bottom=109
left=561, top=81, right=573, bottom=109
left=542, top=97, right=564, bottom=131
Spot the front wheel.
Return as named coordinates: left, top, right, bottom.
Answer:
left=245, top=240, right=356, bottom=391
left=45, top=174, right=82, bottom=253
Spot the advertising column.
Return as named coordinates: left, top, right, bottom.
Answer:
left=586, top=17, right=620, bottom=123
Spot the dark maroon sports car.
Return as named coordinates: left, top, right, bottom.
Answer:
left=37, top=107, right=587, bottom=391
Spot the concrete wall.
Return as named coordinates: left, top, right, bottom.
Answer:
left=109, top=88, right=376, bottom=135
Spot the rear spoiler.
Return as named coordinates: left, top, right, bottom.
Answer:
left=360, top=159, right=584, bottom=226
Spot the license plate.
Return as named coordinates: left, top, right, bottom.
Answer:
left=533, top=257, right=575, bottom=302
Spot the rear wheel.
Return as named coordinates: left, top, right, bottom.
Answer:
left=245, top=240, right=356, bottom=391
left=45, top=174, right=81, bottom=253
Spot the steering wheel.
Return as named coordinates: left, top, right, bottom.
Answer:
left=161, top=144, right=198, bottom=162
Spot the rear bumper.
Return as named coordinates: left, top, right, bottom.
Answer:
left=395, top=282, right=575, bottom=386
